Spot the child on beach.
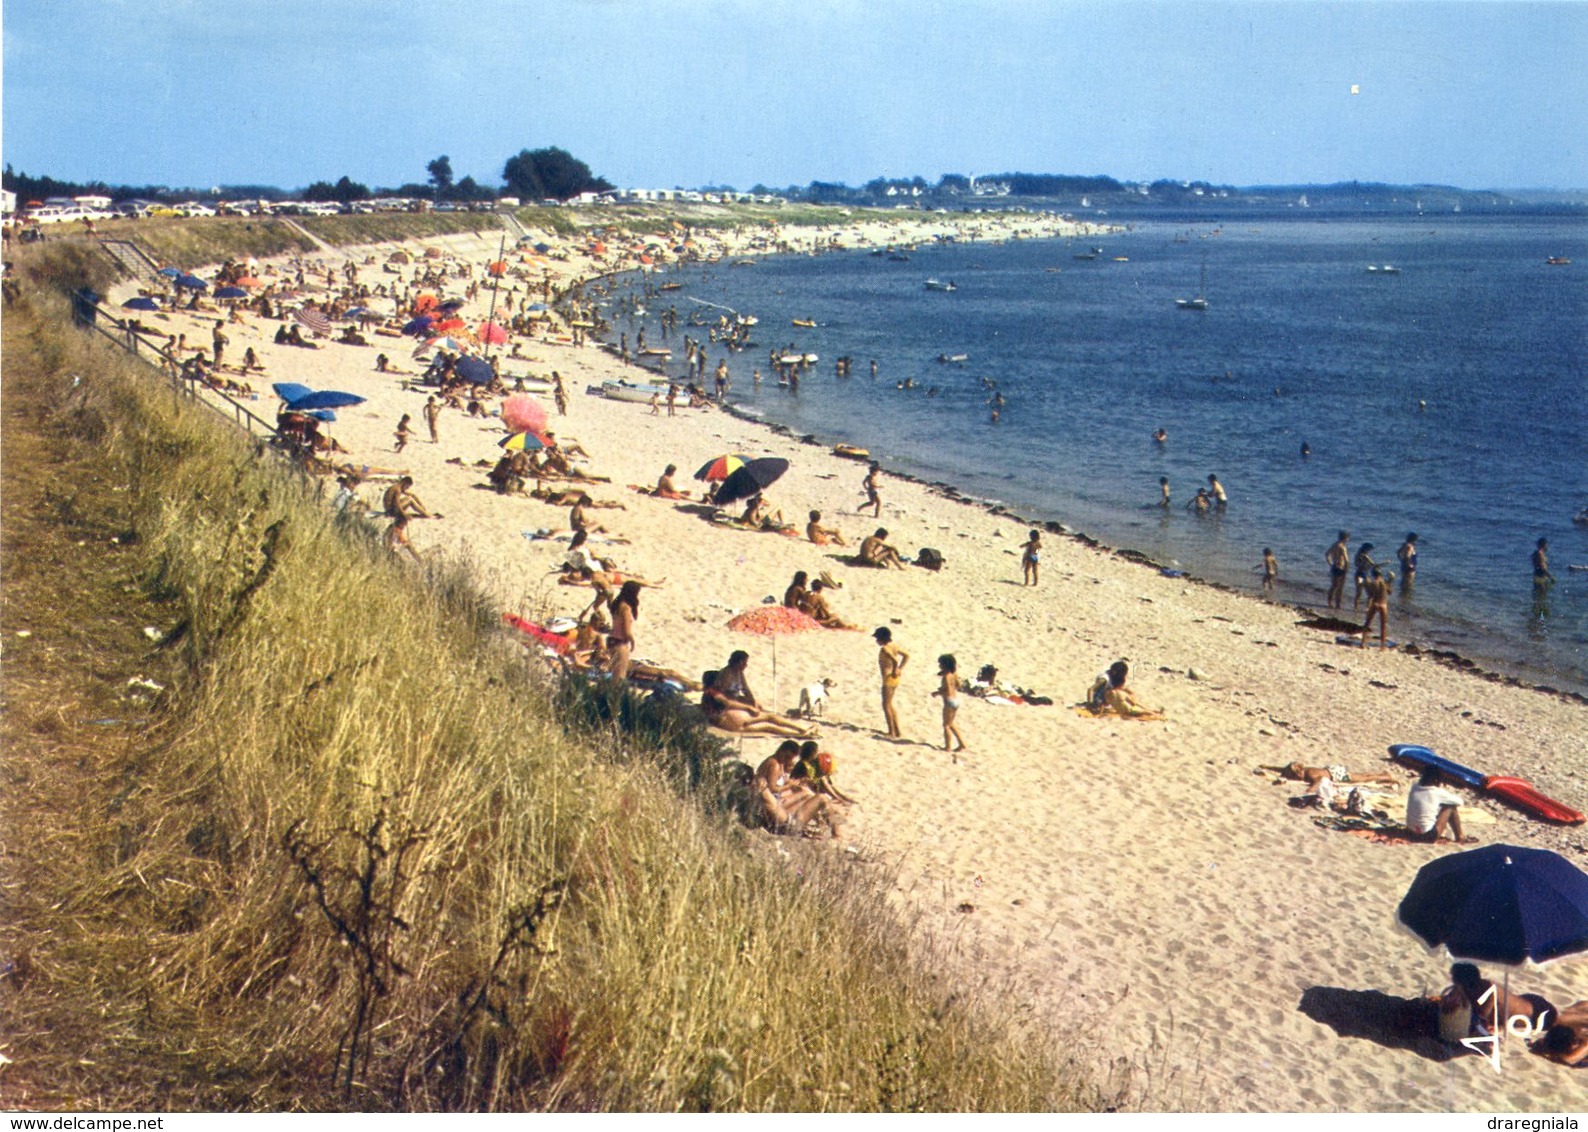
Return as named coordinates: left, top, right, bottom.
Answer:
left=1261, top=548, right=1279, bottom=592
left=1021, top=530, right=1041, bottom=585
left=933, top=654, right=967, bottom=759
left=806, top=510, right=847, bottom=547
left=393, top=413, right=413, bottom=453
left=874, top=627, right=909, bottom=739
left=862, top=462, right=882, bottom=517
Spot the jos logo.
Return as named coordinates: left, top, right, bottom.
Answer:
left=1460, top=985, right=1549, bottom=1074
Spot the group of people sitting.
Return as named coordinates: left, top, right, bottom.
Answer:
left=1083, top=660, right=1163, bottom=720
left=701, top=651, right=814, bottom=739
left=782, top=570, right=859, bottom=630
left=752, top=738, right=850, bottom=841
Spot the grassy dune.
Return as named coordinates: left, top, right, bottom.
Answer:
left=0, top=244, right=1092, bottom=1110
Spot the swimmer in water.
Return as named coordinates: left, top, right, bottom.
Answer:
left=1153, top=428, right=1168, bottom=444
left=1397, top=533, right=1418, bottom=591
left=1533, top=537, right=1554, bottom=587
left=1300, top=441, right=1311, bottom=459
left=1325, top=531, right=1351, bottom=610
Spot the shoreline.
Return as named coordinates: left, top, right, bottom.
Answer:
left=697, top=339, right=1588, bottom=710
left=103, top=212, right=1588, bottom=1112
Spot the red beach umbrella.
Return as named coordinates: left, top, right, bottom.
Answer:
left=487, top=260, right=508, bottom=277
left=478, top=321, right=509, bottom=345
left=501, top=394, right=547, bottom=436
left=726, top=605, right=825, bottom=706
left=694, top=453, right=750, bottom=482
left=432, top=317, right=466, bottom=333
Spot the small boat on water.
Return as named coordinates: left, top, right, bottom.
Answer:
left=1547, top=256, right=1572, bottom=266
left=792, top=318, right=817, bottom=328
left=778, top=353, right=819, bottom=365
left=1176, top=261, right=1209, bottom=311
left=924, top=279, right=957, bottom=292
left=732, top=259, right=756, bottom=267
left=1112, top=256, right=1130, bottom=262
left=832, top=444, right=870, bottom=460
left=658, top=282, right=683, bottom=291
left=936, top=353, right=968, bottom=364
left=1366, top=264, right=1401, bottom=274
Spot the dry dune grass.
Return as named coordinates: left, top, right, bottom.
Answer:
left=1, top=277, right=1090, bottom=1110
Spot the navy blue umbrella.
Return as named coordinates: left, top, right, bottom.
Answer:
left=215, top=286, right=248, bottom=299
left=272, top=382, right=317, bottom=403
left=533, top=243, right=551, bottom=254
left=157, top=267, right=183, bottom=278
left=453, top=356, right=494, bottom=385
left=306, top=409, right=337, bottom=423
left=122, top=296, right=161, bottom=310
left=710, top=457, right=790, bottom=507
left=402, top=316, right=434, bottom=336
left=438, top=298, right=466, bottom=312
left=175, top=274, right=209, bottom=291
left=1398, top=844, right=1588, bottom=966
left=286, top=390, right=367, bottom=411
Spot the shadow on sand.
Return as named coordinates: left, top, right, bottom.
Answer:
left=1298, top=986, right=1467, bottom=1063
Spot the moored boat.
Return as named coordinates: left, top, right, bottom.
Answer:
left=601, top=381, right=661, bottom=403
left=924, top=279, right=957, bottom=292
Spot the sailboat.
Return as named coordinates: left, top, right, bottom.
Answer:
left=1176, top=261, right=1209, bottom=311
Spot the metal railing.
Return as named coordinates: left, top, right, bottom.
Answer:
left=74, top=291, right=280, bottom=440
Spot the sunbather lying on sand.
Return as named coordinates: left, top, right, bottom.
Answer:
left=1533, top=1001, right=1588, bottom=1066
left=1438, top=963, right=1553, bottom=1043
left=702, top=670, right=815, bottom=738
left=1084, top=660, right=1164, bottom=720
left=1264, top=762, right=1402, bottom=789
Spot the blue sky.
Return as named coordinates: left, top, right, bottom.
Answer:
left=4, top=0, right=1584, bottom=192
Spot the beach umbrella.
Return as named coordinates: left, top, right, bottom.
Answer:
left=421, top=335, right=470, bottom=353
left=432, top=316, right=466, bottom=333
left=234, top=275, right=262, bottom=288
left=478, top=321, right=509, bottom=345
left=726, top=605, right=824, bottom=708
left=499, top=430, right=547, bottom=452
left=388, top=250, right=411, bottom=265
left=157, top=267, right=183, bottom=278
left=487, top=260, right=508, bottom=277
left=526, top=302, right=548, bottom=312
left=501, top=394, right=547, bottom=435
left=343, top=306, right=377, bottom=322
left=694, top=453, right=750, bottom=482
left=176, top=274, right=209, bottom=291
left=215, top=286, right=248, bottom=299
left=293, top=307, right=332, bottom=335
left=121, top=296, right=161, bottom=310
left=271, top=382, right=317, bottom=404
left=454, top=356, right=495, bottom=385
left=711, top=457, right=790, bottom=506
left=412, top=293, right=439, bottom=313
left=1398, top=844, right=1588, bottom=1055
left=287, top=390, right=367, bottom=411
left=306, top=409, right=337, bottom=423
left=402, top=315, right=434, bottom=336
left=439, top=298, right=466, bottom=312
left=533, top=242, right=551, bottom=254
left=424, top=247, right=443, bottom=259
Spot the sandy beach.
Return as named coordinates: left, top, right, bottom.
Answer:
left=114, top=214, right=1588, bottom=1112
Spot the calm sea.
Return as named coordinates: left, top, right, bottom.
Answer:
left=601, top=213, right=1588, bottom=693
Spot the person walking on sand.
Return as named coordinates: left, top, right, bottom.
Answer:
left=1021, top=529, right=1042, bottom=585
left=382, top=475, right=434, bottom=563
left=553, top=372, right=569, bottom=417
left=1360, top=566, right=1394, bottom=647
left=862, top=462, right=883, bottom=518
left=1397, top=532, right=1419, bottom=591
left=1261, top=548, right=1279, bottom=593
left=933, top=654, right=967, bottom=759
left=393, top=413, right=413, bottom=454
left=211, top=320, right=228, bottom=367
left=423, top=395, right=441, bottom=444
left=873, top=627, right=909, bottom=739
left=1325, top=530, right=1350, bottom=609
left=666, top=383, right=678, bottom=417
left=1352, top=543, right=1378, bottom=610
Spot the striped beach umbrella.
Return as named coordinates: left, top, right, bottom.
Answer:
left=499, top=431, right=548, bottom=452
left=293, top=307, right=332, bottom=334
left=694, top=453, right=750, bottom=482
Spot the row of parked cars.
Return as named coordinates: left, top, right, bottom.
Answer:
left=11, top=196, right=515, bottom=226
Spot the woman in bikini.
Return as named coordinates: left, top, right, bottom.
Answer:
left=701, top=671, right=815, bottom=739
left=933, top=654, right=967, bottom=757
left=754, top=740, right=844, bottom=839
left=604, top=580, right=640, bottom=682
left=874, top=627, right=908, bottom=738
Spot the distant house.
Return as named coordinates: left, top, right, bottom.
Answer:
left=1, top=189, right=15, bottom=216
left=74, top=194, right=112, bottom=210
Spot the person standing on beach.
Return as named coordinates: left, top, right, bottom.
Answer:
left=1352, top=543, right=1378, bottom=610
left=423, top=395, right=441, bottom=444
left=604, top=580, right=640, bottom=682
left=393, top=413, right=413, bottom=454
left=1397, top=533, right=1418, bottom=591
left=553, top=372, right=569, bottom=416
left=665, top=383, right=678, bottom=417
left=873, top=627, right=909, bottom=739
left=1533, top=537, right=1555, bottom=587
left=1021, top=529, right=1042, bottom=585
left=862, top=462, right=883, bottom=518
left=933, top=654, right=967, bottom=759
left=1208, top=474, right=1227, bottom=509
left=211, top=320, right=228, bottom=367
left=1360, top=566, right=1394, bottom=647
left=1261, top=548, right=1279, bottom=592
left=1325, top=531, right=1351, bottom=609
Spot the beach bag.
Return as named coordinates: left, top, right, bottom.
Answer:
left=915, top=547, right=944, bottom=571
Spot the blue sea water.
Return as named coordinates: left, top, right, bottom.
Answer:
left=602, top=214, right=1588, bottom=693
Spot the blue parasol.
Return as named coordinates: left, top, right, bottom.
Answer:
left=175, top=274, right=209, bottom=291
left=454, top=356, right=494, bottom=385
left=271, top=382, right=317, bottom=403
left=1398, top=844, right=1588, bottom=966
left=286, top=390, right=366, bottom=411
left=121, top=296, right=161, bottom=310
left=157, top=267, right=183, bottom=278
left=402, top=316, right=434, bottom=336
left=215, top=286, right=248, bottom=299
